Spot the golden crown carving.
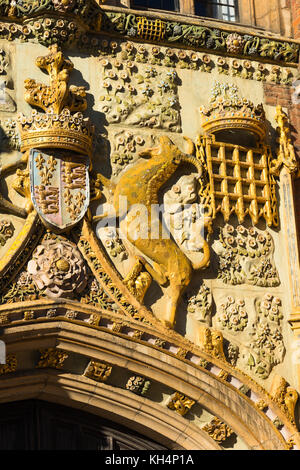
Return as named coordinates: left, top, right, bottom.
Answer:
left=18, top=45, right=94, bottom=157
left=200, top=82, right=266, bottom=142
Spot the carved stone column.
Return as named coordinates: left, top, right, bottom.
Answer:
left=282, top=168, right=300, bottom=388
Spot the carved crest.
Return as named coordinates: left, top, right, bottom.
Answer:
left=29, top=149, right=89, bottom=230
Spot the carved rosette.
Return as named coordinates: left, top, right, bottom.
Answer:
left=28, top=239, right=88, bottom=299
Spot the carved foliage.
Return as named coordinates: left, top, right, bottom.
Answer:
left=125, top=375, right=151, bottom=396
left=109, top=130, right=152, bottom=176
left=216, top=296, right=248, bottom=332
left=99, top=51, right=180, bottom=132
left=0, top=118, right=20, bottom=150
left=167, top=392, right=195, bottom=416
left=0, top=354, right=17, bottom=375
left=36, top=348, right=68, bottom=369
left=216, top=224, right=280, bottom=287
left=245, top=294, right=285, bottom=379
left=103, top=11, right=300, bottom=65
left=202, top=417, right=234, bottom=443
left=187, top=283, right=212, bottom=325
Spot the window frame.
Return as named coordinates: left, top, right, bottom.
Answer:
left=193, top=0, right=239, bottom=22
left=131, top=0, right=180, bottom=13
left=130, top=0, right=240, bottom=23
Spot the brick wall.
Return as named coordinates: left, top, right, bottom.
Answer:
left=291, top=0, right=300, bottom=38
left=263, top=83, right=293, bottom=108
left=263, top=82, right=300, bottom=150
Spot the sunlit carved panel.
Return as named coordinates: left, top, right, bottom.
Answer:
left=196, top=136, right=278, bottom=227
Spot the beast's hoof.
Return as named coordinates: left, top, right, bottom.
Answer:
left=162, top=320, right=174, bottom=330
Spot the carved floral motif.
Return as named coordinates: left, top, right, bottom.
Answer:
left=244, top=294, right=285, bottom=379
left=216, top=225, right=280, bottom=287
left=99, top=52, right=180, bottom=132
left=103, top=11, right=299, bottom=65
left=216, top=296, right=248, bottom=332
left=81, top=276, right=119, bottom=311
left=187, top=283, right=212, bottom=325
left=27, top=239, right=88, bottom=299
left=0, top=354, right=16, bottom=375
left=0, top=118, right=20, bottom=150
left=1, top=270, right=39, bottom=304
left=109, top=130, right=151, bottom=176
left=53, top=0, right=76, bottom=12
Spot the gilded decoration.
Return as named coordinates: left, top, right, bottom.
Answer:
left=36, top=348, right=68, bottom=369
left=94, top=135, right=210, bottom=328
left=102, top=10, right=300, bottom=65
left=197, top=83, right=280, bottom=228
left=200, top=82, right=266, bottom=142
left=202, top=417, right=234, bottom=443
left=270, top=375, right=298, bottom=426
left=271, top=105, right=299, bottom=176
left=167, top=392, right=195, bottom=416
left=0, top=12, right=299, bottom=450
left=0, top=354, right=17, bottom=375
left=16, top=45, right=93, bottom=231
left=0, top=220, right=14, bottom=246
left=84, top=360, right=112, bottom=382
left=18, top=44, right=93, bottom=157
left=0, top=1, right=298, bottom=66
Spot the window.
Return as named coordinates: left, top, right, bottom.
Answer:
left=194, top=0, right=239, bottom=22
left=132, top=0, right=180, bottom=11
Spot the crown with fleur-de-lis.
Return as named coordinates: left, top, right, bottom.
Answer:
left=18, top=45, right=94, bottom=157
left=200, top=82, right=266, bottom=143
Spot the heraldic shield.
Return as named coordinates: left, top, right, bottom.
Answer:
left=29, top=149, right=90, bottom=231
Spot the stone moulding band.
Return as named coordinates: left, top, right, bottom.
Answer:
left=0, top=308, right=298, bottom=450
left=100, top=10, right=300, bottom=66
left=0, top=4, right=299, bottom=66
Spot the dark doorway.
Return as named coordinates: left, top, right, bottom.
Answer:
left=0, top=400, right=167, bottom=450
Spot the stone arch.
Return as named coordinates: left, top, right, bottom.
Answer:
left=0, top=320, right=298, bottom=450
